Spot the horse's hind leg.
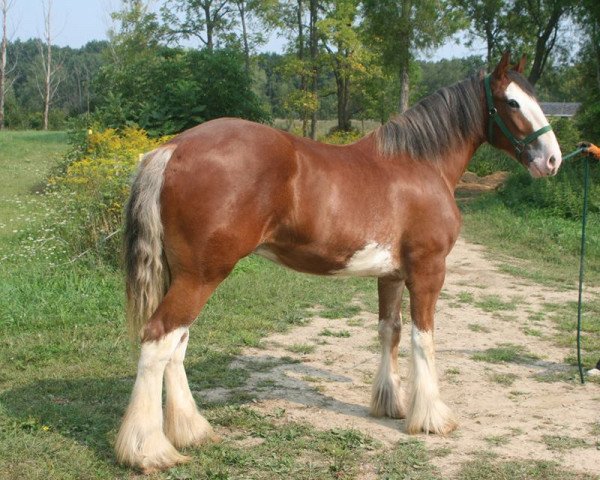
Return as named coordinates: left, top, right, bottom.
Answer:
left=370, top=277, right=406, bottom=418
left=164, top=327, right=217, bottom=448
left=115, top=277, right=221, bottom=473
left=405, top=255, right=457, bottom=434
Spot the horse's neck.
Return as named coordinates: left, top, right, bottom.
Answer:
left=358, top=132, right=485, bottom=193
left=436, top=138, right=484, bottom=192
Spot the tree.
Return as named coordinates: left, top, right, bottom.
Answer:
left=453, top=0, right=508, bottom=69
left=39, top=0, right=62, bottom=130
left=363, top=0, right=463, bottom=113
left=232, top=0, right=278, bottom=73
left=510, top=0, right=575, bottom=85
left=319, top=0, right=367, bottom=131
left=574, top=0, right=600, bottom=139
left=0, top=0, right=15, bottom=130
left=162, top=0, right=233, bottom=51
left=278, top=0, right=319, bottom=137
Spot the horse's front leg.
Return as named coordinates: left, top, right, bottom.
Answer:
left=370, top=277, right=406, bottom=419
left=406, top=255, right=457, bottom=434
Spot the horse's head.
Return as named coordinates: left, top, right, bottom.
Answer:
left=486, top=52, right=561, bottom=177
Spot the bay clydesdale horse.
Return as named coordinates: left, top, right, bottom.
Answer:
left=115, top=53, right=562, bottom=472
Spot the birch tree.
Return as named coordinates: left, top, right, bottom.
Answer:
left=38, top=0, right=62, bottom=130
left=0, top=0, right=15, bottom=130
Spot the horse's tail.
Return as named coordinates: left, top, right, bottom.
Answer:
left=123, top=146, right=175, bottom=340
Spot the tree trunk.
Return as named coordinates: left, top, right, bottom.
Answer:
left=335, top=72, right=351, bottom=131
left=238, top=1, right=250, bottom=74
left=43, top=1, right=52, bottom=131
left=0, top=0, right=8, bottom=130
left=204, top=3, right=214, bottom=52
left=297, top=0, right=308, bottom=137
left=485, top=25, right=493, bottom=71
left=398, top=0, right=411, bottom=113
left=593, top=21, right=600, bottom=95
left=309, top=0, right=318, bottom=140
left=527, top=6, right=562, bottom=86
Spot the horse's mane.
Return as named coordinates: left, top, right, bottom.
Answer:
left=376, top=72, right=486, bottom=160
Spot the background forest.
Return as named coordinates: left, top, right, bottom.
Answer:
left=0, top=0, right=599, bottom=141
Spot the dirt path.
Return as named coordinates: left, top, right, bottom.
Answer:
left=201, top=237, right=600, bottom=478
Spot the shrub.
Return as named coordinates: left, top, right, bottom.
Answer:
left=48, top=127, right=168, bottom=265
left=319, top=128, right=363, bottom=145
left=468, top=144, right=519, bottom=176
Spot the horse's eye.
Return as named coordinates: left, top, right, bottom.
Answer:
left=507, top=99, right=520, bottom=109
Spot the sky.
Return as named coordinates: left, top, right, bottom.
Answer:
left=7, top=0, right=484, bottom=60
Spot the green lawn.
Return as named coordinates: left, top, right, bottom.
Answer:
left=0, top=131, right=68, bottom=239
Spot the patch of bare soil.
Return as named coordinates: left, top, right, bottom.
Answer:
left=200, top=238, right=600, bottom=478
left=455, top=171, right=509, bottom=201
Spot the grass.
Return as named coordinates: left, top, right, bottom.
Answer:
left=286, top=343, right=316, bottom=355
left=487, top=372, right=518, bottom=386
left=542, top=435, right=589, bottom=452
left=472, top=343, right=540, bottom=364
left=319, top=328, right=351, bottom=338
left=540, top=301, right=600, bottom=374
left=484, top=434, right=511, bottom=447
left=474, top=294, right=519, bottom=312
left=457, top=457, right=596, bottom=480
left=457, top=291, right=475, bottom=303
left=461, top=193, right=600, bottom=287
left=468, top=323, right=491, bottom=333
left=0, top=131, right=68, bottom=240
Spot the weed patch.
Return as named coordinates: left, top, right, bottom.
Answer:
left=457, top=458, right=595, bottom=480
left=319, top=328, right=351, bottom=338
left=472, top=343, right=540, bottom=364
left=487, top=372, right=518, bottom=386
left=542, top=434, right=589, bottom=452
left=474, top=295, right=518, bottom=312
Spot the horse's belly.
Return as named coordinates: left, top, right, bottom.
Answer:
left=254, top=242, right=399, bottom=277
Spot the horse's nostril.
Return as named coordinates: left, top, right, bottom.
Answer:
left=549, top=156, right=556, bottom=167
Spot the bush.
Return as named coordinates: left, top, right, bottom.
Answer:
left=319, top=128, right=363, bottom=145
left=468, top=144, right=519, bottom=176
left=96, top=48, right=270, bottom=135
left=48, top=127, right=168, bottom=265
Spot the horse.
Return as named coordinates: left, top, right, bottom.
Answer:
left=114, top=52, right=562, bottom=473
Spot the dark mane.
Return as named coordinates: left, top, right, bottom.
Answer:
left=376, top=72, right=485, bottom=159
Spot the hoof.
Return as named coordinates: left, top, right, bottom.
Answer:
left=164, top=408, right=217, bottom=449
left=116, top=423, right=188, bottom=472
left=370, top=378, right=406, bottom=419
left=405, top=398, right=457, bottom=435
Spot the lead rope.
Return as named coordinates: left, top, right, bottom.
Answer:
left=562, top=144, right=597, bottom=384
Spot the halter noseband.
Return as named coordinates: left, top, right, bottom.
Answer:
left=484, top=74, right=552, bottom=160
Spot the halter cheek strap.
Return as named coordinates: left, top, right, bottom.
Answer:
left=484, top=75, right=552, bottom=160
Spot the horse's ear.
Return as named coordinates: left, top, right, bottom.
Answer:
left=513, top=54, right=527, bottom=74
left=493, top=51, right=511, bottom=79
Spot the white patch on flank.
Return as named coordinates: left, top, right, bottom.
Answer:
left=334, top=243, right=396, bottom=277
left=505, top=82, right=562, bottom=177
left=164, top=329, right=215, bottom=448
left=406, top=326, right=457, bottom=434
left=115, top=327, right=189, bottom=472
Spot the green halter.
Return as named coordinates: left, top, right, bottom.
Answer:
left=484, top=74, right=553, bottom=160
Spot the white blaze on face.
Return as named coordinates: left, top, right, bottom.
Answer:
left=505, top=82, right=562, bottom=177
left=334, top=242, right=396, bottom=277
